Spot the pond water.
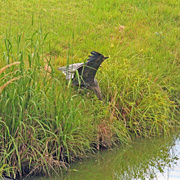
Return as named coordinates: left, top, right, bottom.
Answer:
left=34, top=132, right=180, bottom=180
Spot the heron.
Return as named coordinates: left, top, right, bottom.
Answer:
left=58, top=51, right=108, bottom=100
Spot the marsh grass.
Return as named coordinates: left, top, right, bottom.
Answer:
left=101, top=59, right=178, bottom=137
left=0, top=33, right=99, bottom=178
left=0, top=0, right=179, bottom=179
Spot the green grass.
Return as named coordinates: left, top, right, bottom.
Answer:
left=0, top=0, right=179, bottom=179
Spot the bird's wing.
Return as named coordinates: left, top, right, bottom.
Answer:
left=58, top=63, right=83, bottom=80
left=76, top=51, right=104, bottom=82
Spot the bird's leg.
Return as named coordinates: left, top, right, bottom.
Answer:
left=91, top=86, right=102, bottom=100
left=90, top=79, right=103, bottom=100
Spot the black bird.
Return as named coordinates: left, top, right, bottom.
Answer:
left=58, top=51, right=108, bottom=100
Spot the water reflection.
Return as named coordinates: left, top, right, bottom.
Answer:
left=35, top=133, right=180, bottom=180
left=155, top=134, right=180, bottom=180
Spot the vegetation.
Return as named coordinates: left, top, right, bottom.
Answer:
left=0, top=0, right=179, bottom=179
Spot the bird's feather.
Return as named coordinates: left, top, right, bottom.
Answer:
left=58, top=63, right=83, bottom=80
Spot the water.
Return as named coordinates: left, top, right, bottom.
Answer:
left=34, top=133, right=180, bottom=180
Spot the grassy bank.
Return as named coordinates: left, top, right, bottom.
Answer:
left=0, top=0, right=179, bottom=179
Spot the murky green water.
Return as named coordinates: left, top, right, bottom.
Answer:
left=34, top=132, right=180, bottom=180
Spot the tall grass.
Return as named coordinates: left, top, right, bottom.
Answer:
left=0, top=0, right=179, bottom=179
left=101, top=58, right=178, bottom=137
left=0, top=32, right=99, bottom=178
